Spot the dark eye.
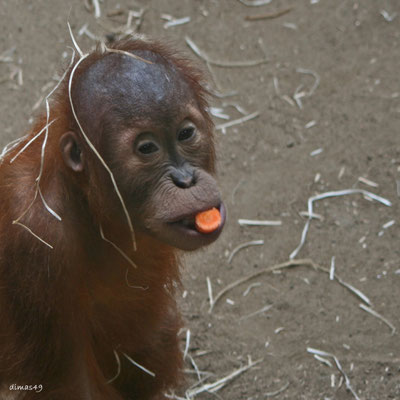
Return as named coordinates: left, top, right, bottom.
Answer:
left=178, top=127, right=195, bottom=142
left=137, top=141, right=159, bottom=155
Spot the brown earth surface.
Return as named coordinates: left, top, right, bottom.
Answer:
left=1, top=0, right=399, bottom=399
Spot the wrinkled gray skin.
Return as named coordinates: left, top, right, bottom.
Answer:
left=60, top=50, right=225, bottom=250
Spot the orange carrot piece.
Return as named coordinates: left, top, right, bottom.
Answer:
left=195, top=208, right=221, bottom=234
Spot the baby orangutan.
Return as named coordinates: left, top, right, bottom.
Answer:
left=0, top=37, right=225, bottom=399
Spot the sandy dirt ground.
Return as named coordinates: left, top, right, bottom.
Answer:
left=1, top=0, right=399, bottom=399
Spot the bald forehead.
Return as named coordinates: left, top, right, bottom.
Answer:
left=73, top=50, right=195, bottom=126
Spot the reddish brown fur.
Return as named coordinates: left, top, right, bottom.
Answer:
left=0, top=38, right=219, bottom=399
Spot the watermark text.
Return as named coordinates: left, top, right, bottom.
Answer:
left=9, top=384, right=43, bottom=393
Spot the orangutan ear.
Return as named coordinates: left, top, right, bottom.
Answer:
left=60, top=131, right=84, bottom=172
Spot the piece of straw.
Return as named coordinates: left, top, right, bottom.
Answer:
left=290, top=189, right=392, bottom=259
left=307, top=347, right=360, bottom=400
left=228, top=239, right=264, bottom=263
left=122, top=352, right=156, bottom=377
